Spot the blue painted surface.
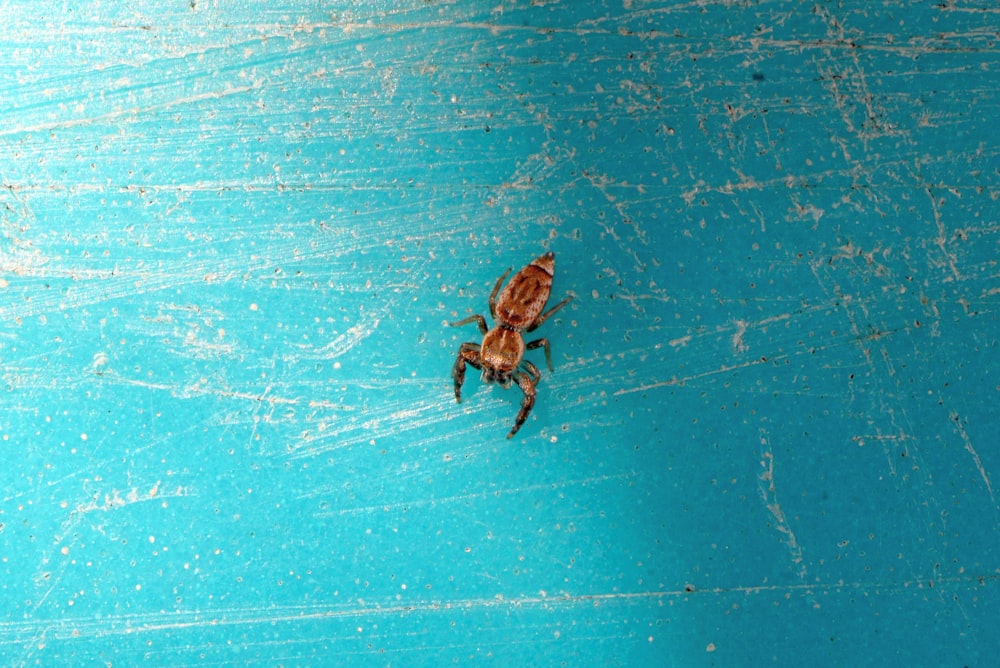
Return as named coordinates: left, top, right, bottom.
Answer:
left=1, top=1, right=998, bottom=665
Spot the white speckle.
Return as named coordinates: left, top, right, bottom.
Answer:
left=91, top=352, right=109, bottom=371
left=669, top=335, right=691, bottom=348
left=249, top=303, right=259, bottom=311
left=732, top=320, right=748, bottom=354
left=80, top=433, right=88, bottom=441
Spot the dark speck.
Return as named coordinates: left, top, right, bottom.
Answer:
left=752, top=72, right=765, bottom=81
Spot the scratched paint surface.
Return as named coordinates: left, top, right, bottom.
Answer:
left=0, top=0, right=997, bottom=664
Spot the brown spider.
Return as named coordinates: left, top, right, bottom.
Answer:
left=450, top=251, right=573, bottom=438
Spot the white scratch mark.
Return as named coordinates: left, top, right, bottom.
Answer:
left=295, top=313, right=382, bottom=361
left=99, top=372, right=303, bottom=407
left=502, top=144, right=576, bottom=192
left=285, top=393, right=457, bottom=460
left=758, top=431, right=807, bottom=581
left=309, top=472, right=634, bottom=514
left=950, top=411, right=996, bottom=509
left=2, top=572, right=992, bottom=649
left=0, top=589, right=671, bottom=645
left=613, top=354, right=783, bottom=396
left=55, top=481, right=192, bottom=545
left=928, top=188, right=963, bottom=283
left=30, top=482, right=191, bottom=618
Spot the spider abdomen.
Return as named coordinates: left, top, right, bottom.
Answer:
left=495, top=253, right=555, bottom=329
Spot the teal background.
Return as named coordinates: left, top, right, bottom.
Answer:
left=1, top=1, right=998, bottom=665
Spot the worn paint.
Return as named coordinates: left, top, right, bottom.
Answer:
left=0, top=1, right=997, bottom=664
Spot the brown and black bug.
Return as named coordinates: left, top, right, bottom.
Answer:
left=450, top=251, right=573, bottom=438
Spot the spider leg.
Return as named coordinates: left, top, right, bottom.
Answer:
left=520, top=359, right=541, bottom=383
left=452, top=342, right=481, bottom=403
left=526, top=294, right=573, bottom=333
left=488, top=267, right=512, bottom=320
left=450, top=314, right=488, bottom=335
left=525, top=338, right=554, bottom=372
left=508, top=367, right=538, bottom=439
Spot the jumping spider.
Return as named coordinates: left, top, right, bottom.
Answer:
left=450, top=251, right=573, bottom=438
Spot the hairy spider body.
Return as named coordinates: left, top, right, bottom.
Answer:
left=450, top=251, right=572, bottom=438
